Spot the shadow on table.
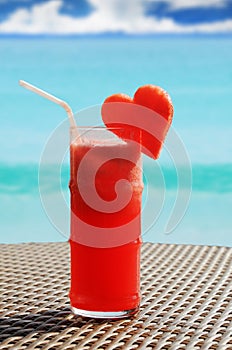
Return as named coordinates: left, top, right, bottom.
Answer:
left=0, top=307, right=104, bottom=342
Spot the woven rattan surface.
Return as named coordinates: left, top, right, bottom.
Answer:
left=0, top=242, right=231, bottom=350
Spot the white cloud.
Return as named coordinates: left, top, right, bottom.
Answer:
left=0, top=0, right=231, bottom=34
left=154, top=0, right=228, bottom=10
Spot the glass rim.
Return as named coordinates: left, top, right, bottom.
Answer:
left=70, top=125, right=124, bottom=130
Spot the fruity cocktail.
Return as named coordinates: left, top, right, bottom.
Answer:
left=69, top=85, right=173, bottom=319
left=69, top=127, right=142, bottom=318
left=18, top=80, right=173, bottom=319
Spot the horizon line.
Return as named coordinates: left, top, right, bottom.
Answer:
left=1, top=32, right=232, bottom=39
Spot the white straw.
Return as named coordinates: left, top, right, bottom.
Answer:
left=19, top=80, right=77, bottom=129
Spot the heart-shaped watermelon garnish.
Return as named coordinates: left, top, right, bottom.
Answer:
left=101, top=85, right=173, bottom=159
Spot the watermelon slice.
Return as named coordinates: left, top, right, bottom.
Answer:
left=101, top=85, right=173, bottom=159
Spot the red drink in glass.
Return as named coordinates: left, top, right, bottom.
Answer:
left=69, top=127, right=143, bottom=318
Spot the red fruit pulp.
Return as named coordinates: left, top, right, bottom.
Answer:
left=101, top=85, right=173, bottom=159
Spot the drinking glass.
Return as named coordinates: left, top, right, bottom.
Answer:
left=69, top=126, right=143, bottom=319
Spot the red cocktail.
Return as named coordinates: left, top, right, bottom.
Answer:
left=69, top=85, right=173, bottom=319
left=19, top=80, right=173, bottom=319
left=69, top=127, right=143, bottom=318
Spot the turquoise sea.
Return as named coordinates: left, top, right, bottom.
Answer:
left=0, top=36, right=232, bottom=246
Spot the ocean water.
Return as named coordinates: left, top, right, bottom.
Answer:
left=0, top=36, right=232, bottom=246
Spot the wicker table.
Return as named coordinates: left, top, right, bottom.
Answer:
left=0, top=242, right=231, bottom=349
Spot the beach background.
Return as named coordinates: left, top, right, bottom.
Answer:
left=0, top=0, right=232, bottom=247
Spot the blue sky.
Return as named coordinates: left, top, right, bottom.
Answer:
left=0, top=0, right=232, bottom=34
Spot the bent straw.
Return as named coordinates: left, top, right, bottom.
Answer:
left=19, top=80, right=77, bottom=129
